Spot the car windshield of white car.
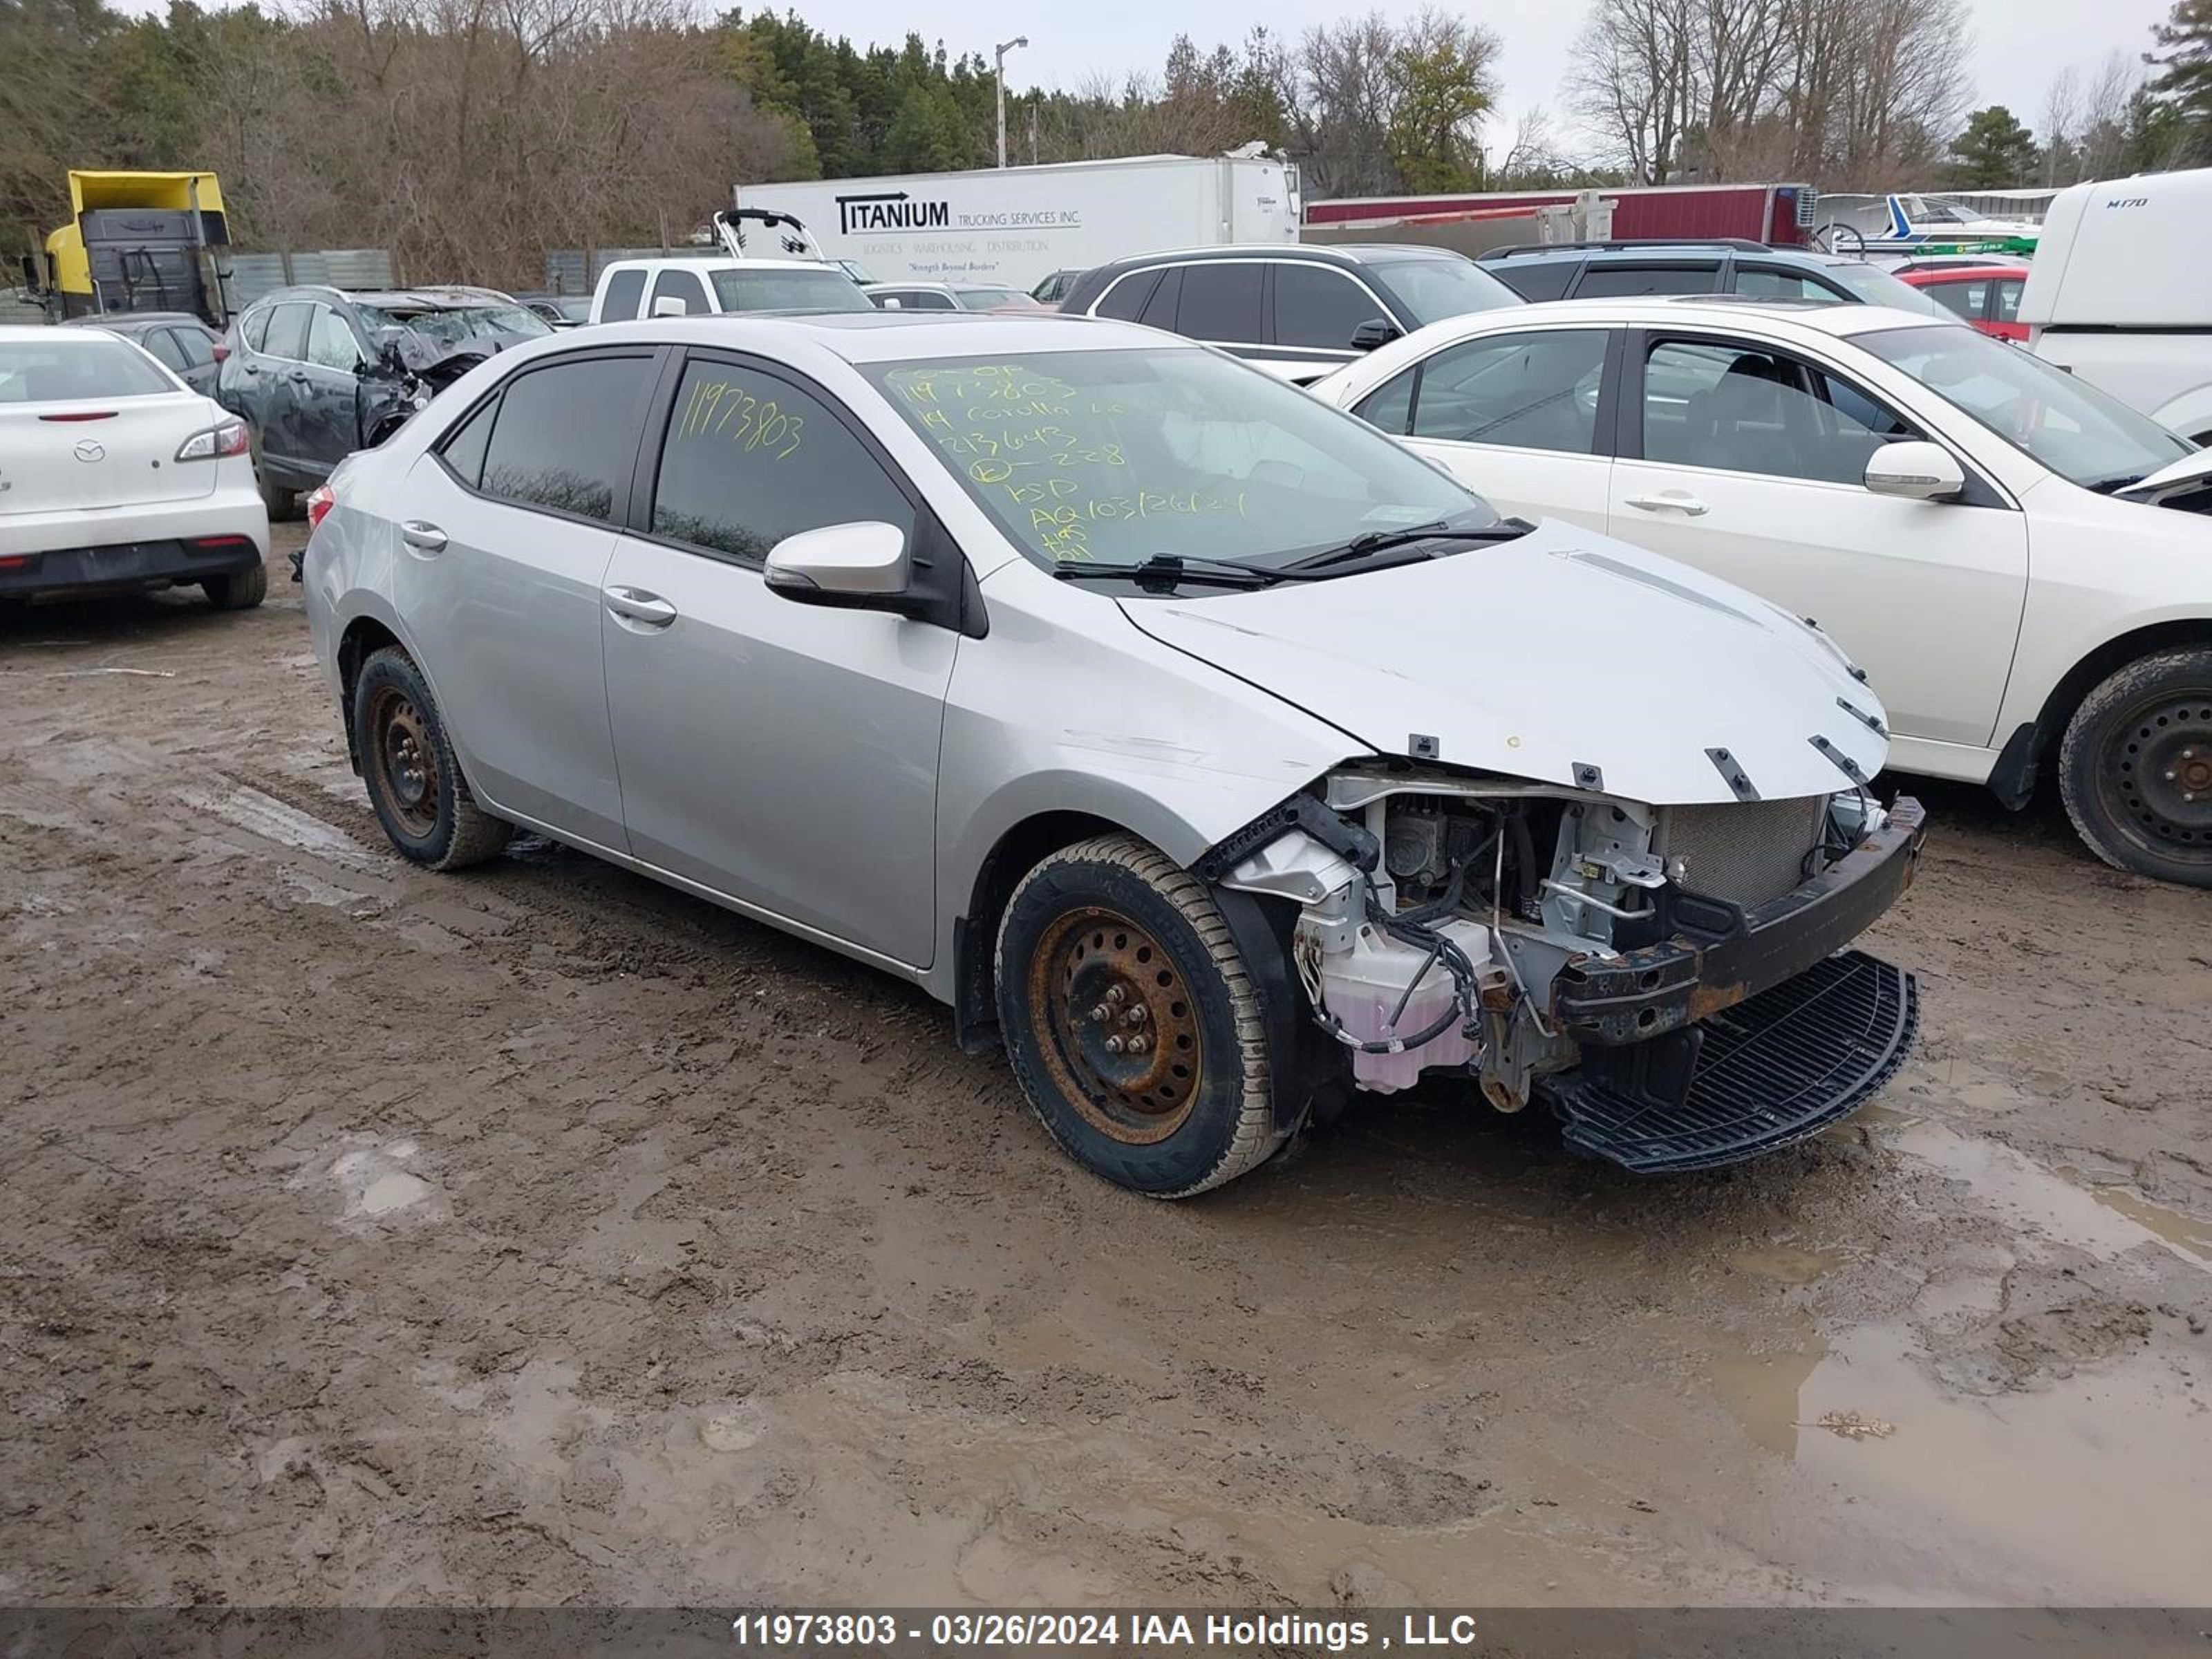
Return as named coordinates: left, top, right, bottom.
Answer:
left=863, top=347, right=1497, bottom=573
left=0, top=338, right=176, bottom=402
left=711, top=268, right=874, bottom=314
left=1859, top=324, right=2195, bottom=490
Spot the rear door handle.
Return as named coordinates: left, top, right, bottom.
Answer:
left=1623, top=492, right=1709, bottom=516
left=603, top=585, right=677, bottom=628
left=400, top=520, right=447, bottom=552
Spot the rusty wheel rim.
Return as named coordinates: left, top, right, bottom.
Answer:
left=368, top=686, right=440, bottom=839
left=1027, top=906, right=1203, bottom=1145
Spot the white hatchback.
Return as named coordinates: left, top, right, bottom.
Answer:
left=0, top=324, right=270, bottom=610
left=1311, top=296, right=2212, bottom=885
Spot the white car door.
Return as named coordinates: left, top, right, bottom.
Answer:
left=1343, top=326, right=1617, bottom=532
left=1606, top=331, right=2028, bottom=749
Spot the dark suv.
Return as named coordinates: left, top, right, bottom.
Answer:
left=1058, top=244, right=1521, bottom=382
left=1476, top=239, right=1953, bottom=317
left=217, top=285, right=550, bottom=516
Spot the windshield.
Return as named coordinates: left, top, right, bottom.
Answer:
left=1818, top=261, right=1958, bottom=320
left=1901, top=195, right=1969, bottom=225
left=709, top=267, right=874, bottom=314
left=862, top=347, right=1495, bottom=572
left=358, top=303, right=552, bottom=348
left=0, top=337, right=176, bottom=401
left=1367, top=257, right=1522, bottom=326
left=956, top=288, right=1034, bottom=311
left=1858, top=325, right=2194, bottom=489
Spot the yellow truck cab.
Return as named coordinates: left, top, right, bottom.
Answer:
left=32, top=171, right=232, bottom=326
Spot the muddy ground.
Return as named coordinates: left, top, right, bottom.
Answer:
left=2, top=527, right=2208, bottom=1611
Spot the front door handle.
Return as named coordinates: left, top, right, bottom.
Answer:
left=400, top=520, right=447, bottom=552
left=1623, top=491, right=1709, bottom=516
left=603, top=585, right=677, bottom=628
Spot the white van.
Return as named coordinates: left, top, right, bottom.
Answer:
left=587, top=257, right=874, bottom=324
left=2021, top=169, right=2212, bottom=442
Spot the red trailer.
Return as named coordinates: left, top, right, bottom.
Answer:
left=1305, top=182, right=1818, bottom=247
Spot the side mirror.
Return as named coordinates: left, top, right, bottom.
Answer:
left=1350, top=317, right=1403, bottom=352
left=650, top=295, right=688, bottom=318
left=877, top=295, right=902, bottom=309
left=764, top=521, right=913, bottom=612
left=1864, top=440, right=1965, bottom=502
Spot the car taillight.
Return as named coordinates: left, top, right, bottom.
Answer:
left=306, top=484, right=336, bottom=531
left=176, top=418, right=250, bottom=461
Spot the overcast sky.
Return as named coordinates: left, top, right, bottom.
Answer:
left=110, top=0, right=2176, bottom=159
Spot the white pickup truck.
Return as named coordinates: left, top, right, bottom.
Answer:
left=2021, top=169, right=2212, bottom=442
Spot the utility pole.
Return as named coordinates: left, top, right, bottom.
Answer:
left=995, top=36, right=1029, bottom=169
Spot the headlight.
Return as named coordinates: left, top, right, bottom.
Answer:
left=176, top=418, right=250, bottom=462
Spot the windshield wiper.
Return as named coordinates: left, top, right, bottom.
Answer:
left=1279, top=517, right=1535, bottom=574
left=1053, top=554, right=1288, bottom=590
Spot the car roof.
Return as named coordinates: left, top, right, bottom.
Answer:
left=247, top=285, right=514, bottom=311
left=565, top=310, right=1179, bottom=366
left=58, top=311, right=206, bottom=330
left=1090, top=242, right=1460, bottom=274
left=1897, top=263, right=2027, bottom=281
left=0, top=323, right=149, bottom=345
left=1390, top=292, right=1951, bottom=341
left=1488, top=242, right=1852, bottom=269
left=599, top=257, right=832, bottom=274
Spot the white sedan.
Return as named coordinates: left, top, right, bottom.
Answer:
left=0, top=324, right=269, bottom=610
left=1311, top=296, right=2212, bottom=886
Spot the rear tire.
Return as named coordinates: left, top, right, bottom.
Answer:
left=203, top=562, right=268, bottom=611
left=2058, top=646, right=2212, bottom=887
left=994, top=834, right=1288, bottom=1197
left=353, top=646, right=512, bottom=870
left=252, top=437, right=298, bottom=521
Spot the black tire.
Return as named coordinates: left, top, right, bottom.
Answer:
left=994, top=833, right=1288, bottom=1197
left=252, top=437, right=298, bottom=521
left=352, top=646, right=512, bottom=870
left=2058, top=646, right=2212, bottom=887
left=203, top=561, right=268, bottom=611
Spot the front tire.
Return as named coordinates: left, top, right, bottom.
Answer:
left=2058, top=646, right=2212, bottom=887
left=994, top=834, right=1288, bottom=1197
left=352, top=646, right=512, bottom=870
left=203, top=562, right=267, bottom=610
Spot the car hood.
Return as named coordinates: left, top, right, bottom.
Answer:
left=1116, top=519, right=1888, bottom=807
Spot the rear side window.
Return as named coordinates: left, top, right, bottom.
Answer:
left=1991, top=279, right=2024, bottom=324
left=1175, top=263, right=1262, bottom=343
left=650, top=268, right=710, bottom=317
left=1924, top=280, right=1984, bottom=321
left=1094, top=270, right=1160, bottom=321
left=478, top=355, right=657, bottom=523
left=650, top=358, right=912, bottom=564
left=1574, top=265, right=1714, bottom=298
left=172, top=327, right=214, bottom=368
left=437, top=395, right=498, bottom=487
left=1274, top=264, right=1385, bottom=350
left=1490, top=260, right=1576, bottom=302
left=599, top=268, right=646, bottom=321
left=264, top=302, right=312, bottom=361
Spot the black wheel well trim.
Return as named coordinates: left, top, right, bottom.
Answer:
left=2006, top=619, right=2212, bottom=806
left=950, top=810, right=1125, bottom=1054
left=335, top=615, right=406, bottom=771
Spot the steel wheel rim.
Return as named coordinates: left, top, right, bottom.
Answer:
left=1027, top=905, right=1203, bottom=1145
left=2103, top=688, right=2212, bottom=852
left=368, top=686, right=440, bottom=838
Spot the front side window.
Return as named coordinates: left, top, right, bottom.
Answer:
left=306, top=306, right=363, bottom=371
left=172, top=327, right=214, bottom=368
left=1409, top=328, right=1609, bottom=453
left=601, top=268, right=646, bottom=321
left=1991, top=279, right=2025, bottom=324
left=1093, top=270, right=1160, bottom=322
left=650, top=359, right=912, bottom=564
left=1642, top=337, right=1918, bottom=485
left=1923, top=279, right=1983, bottom=320
left=1173, top=263, right=1262, bottom=343
left=478, top=354, right=657, bottom=522
left=142, top=329, right=189, bottom=372
left=1857, top=323, right=2195, bottom=490
left=862, top=346, right=1493, bottom=571
left=1353, top=367, right=1418, bottom=435
left=1275, top=264, right=1386, bottom=351
left=649, top=269, right=710, bottom=317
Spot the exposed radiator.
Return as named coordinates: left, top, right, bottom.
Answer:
left=1655, top=795, right=1828, bottom=910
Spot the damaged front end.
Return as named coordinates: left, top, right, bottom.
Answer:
left=1202, top=767, right=1927, bottom=1172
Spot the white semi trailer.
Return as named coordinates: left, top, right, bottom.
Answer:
left=733, top=152, right=1300, bottom=292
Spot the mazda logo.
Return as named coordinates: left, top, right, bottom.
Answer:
left=73, top=440, right=106, bottom=462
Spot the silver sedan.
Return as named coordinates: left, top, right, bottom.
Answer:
left=304, top=312, right=1923, bottom=1196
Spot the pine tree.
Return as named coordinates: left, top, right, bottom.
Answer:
left=1946, top=106, right=2040, bottom=189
